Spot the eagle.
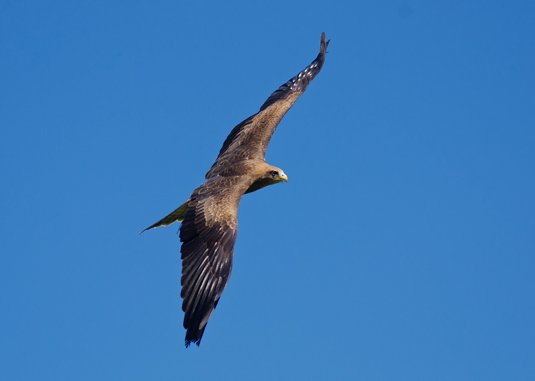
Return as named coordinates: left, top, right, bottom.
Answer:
left=144, top=33, right=329, bottom=347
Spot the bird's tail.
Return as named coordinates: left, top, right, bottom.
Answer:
left=142, top=199, right=190, bottom=233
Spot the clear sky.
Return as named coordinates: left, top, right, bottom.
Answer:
left=1, top=0, right=534, bottom=380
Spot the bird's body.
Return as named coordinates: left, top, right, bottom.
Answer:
left=145, top=33, right=329, bottom=346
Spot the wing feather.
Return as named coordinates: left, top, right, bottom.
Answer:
left=179, top=182, right=240, bottom=347
left=206, top=33, right=329, bottom=179
left=259, top=32, right=329, bottom=111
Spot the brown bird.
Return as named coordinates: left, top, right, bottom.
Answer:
left=144, top=33, right=329, bottom=347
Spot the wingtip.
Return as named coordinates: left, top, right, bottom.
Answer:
left=320, top=32, right=330, bottom=55
left=185, top=336, right=202, bottom=348
left=258, top=32, right=329, bottom=111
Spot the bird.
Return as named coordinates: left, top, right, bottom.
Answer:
left=144, top=33, right=329, bottom=347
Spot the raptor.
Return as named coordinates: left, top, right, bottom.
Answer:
left=145, top=33, right=329, bottom=346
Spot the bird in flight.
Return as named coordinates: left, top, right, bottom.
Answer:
left=144, top=33, right=329, bottom=347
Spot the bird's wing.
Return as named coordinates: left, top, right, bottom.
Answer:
left=179, top=178, right=243, bottom=347
left=206, top=33, right=329, bottom=179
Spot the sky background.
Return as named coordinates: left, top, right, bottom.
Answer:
left=1, top=0, right=534, bottom=380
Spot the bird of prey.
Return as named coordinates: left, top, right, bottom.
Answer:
left=144, top=33, right=329, bottom=347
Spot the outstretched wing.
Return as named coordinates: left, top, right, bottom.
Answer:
left=206, top=32, right=329, bottom=179
left=179, top=179, right=241, bottom=347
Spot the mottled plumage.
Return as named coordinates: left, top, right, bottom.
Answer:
left=145, top=33, right=329, bottom=347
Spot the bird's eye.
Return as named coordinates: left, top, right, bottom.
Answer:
left=269, top=170, right=279, bottom=177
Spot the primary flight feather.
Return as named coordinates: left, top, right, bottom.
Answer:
left=144, top=33, right=329, bottom=347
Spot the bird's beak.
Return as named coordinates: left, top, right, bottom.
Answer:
left=279, top=173, right=288, bottom=182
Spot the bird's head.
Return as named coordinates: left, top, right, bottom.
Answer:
left=245, top=165, right=288, bottom=194
left=265, top=167, right=288, bottom=183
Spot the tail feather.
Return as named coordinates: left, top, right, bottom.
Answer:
left=142, top=199, right=190, bottom=233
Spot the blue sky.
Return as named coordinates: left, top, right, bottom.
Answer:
left=1, top=0, right=534, bottom=380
